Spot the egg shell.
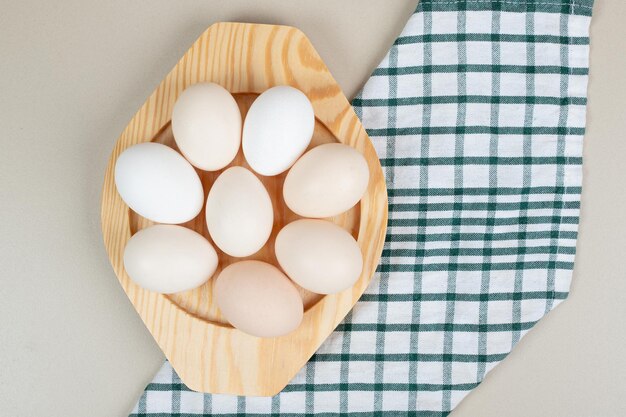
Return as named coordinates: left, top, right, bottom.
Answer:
left=205, top=166, right=273, bottom=257
left=114, top=142, right=204, bottom=224
left=283, top=143, right=369, bottom=218
left=123, top=224, right=218, bottom=294
left=215, top=260, right=303, bottom=338
left=172, top=83, right=242, bottom=171
left=242, top=86, right=314, bottom=176
left=275, top=219, right=363, bottom=294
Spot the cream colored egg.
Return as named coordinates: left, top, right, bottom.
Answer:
left=215, top=261, right=303, bottom=337
left=283, top=143, right=369, bottom=218
left=205, top=166, right=273, bottom=257
left=275, top=219, right=363, bottom=294
left=114, top=142, right=204, bottom=224
left=172, top=82, right=241, bottom=171
left=123, top=225, right=218, bottom=294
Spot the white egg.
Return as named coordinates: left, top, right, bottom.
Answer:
left=205, top=166, right=273, bottom=257
left=242, top=86, right=314, bottom=176
left=283, top=143, right=369, bottom=218
left=215, top=260, right=303, bottom=338
left=172, top=82, right=242, bottom=171
left=123, top=225, right=218, bottom=294
left=114, top=142, right=204, bottom=224
left=275, top=219, right=363, bottom=294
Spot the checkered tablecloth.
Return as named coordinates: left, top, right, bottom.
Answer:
left=130, top=0, right=594, bottom=415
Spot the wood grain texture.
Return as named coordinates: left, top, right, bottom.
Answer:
left=101, top=22, right=388, bottom=396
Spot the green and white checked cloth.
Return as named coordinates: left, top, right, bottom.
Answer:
left=130, top=0, right=593, bottom=415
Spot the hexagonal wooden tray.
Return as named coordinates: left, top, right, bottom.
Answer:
left=101, top=22, right=387, bottom=396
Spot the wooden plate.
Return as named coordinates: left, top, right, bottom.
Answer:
left=101, top=22, right=387, bottom=396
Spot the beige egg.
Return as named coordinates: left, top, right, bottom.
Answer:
left=275, top=219, right=363, bottom=294
left=172, top=82, right=242, bottom=171
left=123, top=224, right=218, bottom=294
left=283, top=143, right=369, bottom=218
left=214, top=261, right=303, bottom=338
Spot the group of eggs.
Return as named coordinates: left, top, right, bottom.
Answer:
left=114, top=83, right=370, bottom=338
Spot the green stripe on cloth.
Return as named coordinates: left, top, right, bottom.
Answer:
left=393, top=33, right=590, bottom=45
left=368, top=126, right=586, bottom=136
left=130, top=0, right=593, bottom=415
left=372, top=64, right=589, bottom=76
left=387, top=186, right=581, bottom=196
left=417, top=0, right=594, bottom=16
left=359, top=291, right=569, bottom=302
left=352, top=95, right=587, bottom=106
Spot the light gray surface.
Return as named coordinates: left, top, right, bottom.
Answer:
left=0, top=1, right=624, bottom=416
